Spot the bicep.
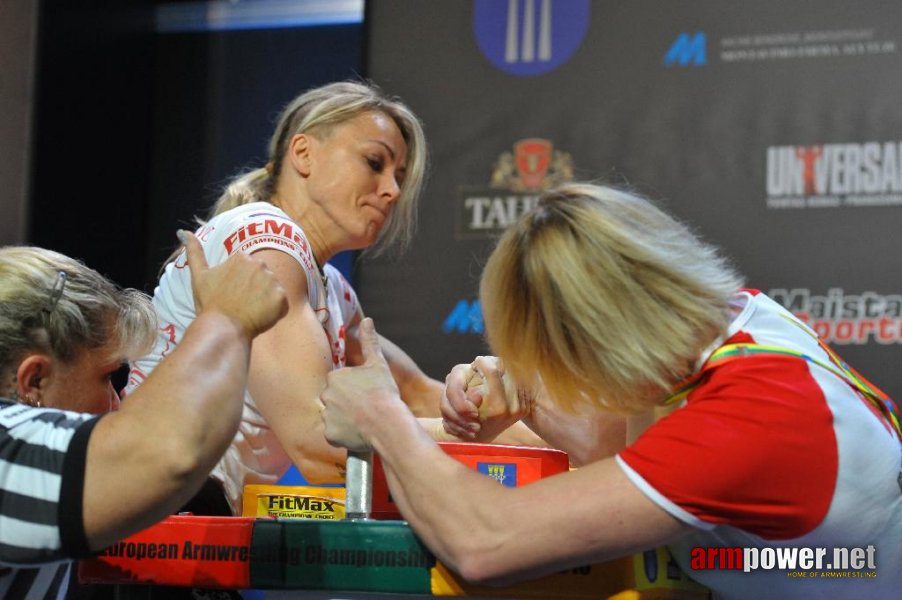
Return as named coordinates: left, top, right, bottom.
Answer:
left=82, top=412, right=166, bottom=549
left=243, top=249, right=343, bottom=481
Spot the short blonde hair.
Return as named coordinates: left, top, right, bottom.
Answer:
left=480, top=183, right=743, bottom=414
left=208, top=80, right=428, bottom=255
left=0, top=247, right=156, bottom=375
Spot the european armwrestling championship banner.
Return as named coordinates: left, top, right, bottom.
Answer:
left=359, top=0, right=902, bottom=399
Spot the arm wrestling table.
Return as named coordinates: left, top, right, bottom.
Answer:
left=78, top=443, right=709, bottom=599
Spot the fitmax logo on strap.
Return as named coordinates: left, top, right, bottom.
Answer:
left=473, top=0, right=590, bottom=76
left=664, top=32, right=707, bottom=66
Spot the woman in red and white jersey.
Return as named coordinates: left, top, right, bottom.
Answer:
left=321, top=182, right=902, bottom=600
left=128, top=80, right=544, bottom=516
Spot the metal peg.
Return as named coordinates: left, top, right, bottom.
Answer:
left=345, top=450, right=373, bottom=520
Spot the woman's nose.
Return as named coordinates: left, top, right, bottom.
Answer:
left=381, top=173, right=401, bottom=204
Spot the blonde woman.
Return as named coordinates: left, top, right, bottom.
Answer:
left=127, top=80, right=540, bottom=516
left=322, top=183, right=902, bottom=600
left=0, top=235, right=286, bottom=598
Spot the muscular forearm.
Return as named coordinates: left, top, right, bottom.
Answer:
left=371, top=401, right=514, bottom=575
left=377, top=408, right=599, bottom=585
left=380, top=335, right=443, bottom=417
left=397, top=375, right=443, bottom=417
left=83, top=311, right=252, bottom=549
left=523, top=401, right=627, bottom=466
left=379, top=415, right=684, bottom=587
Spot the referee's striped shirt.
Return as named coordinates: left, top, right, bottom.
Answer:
left=0, top=400, right=100, bottom=599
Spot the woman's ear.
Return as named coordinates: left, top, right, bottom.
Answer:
left=287, top=133, right=314, bottom=177
left=15, top=354, right=52, bottom=400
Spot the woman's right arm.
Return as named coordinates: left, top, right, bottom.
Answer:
left=81, top=233, right=287, bottom=551
left=241, top=248, right=347, bottom=483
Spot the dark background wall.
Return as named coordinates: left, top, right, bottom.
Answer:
left=146, top=22, right=363, bottom=282
left=360, top=0, right=902, bottom=401
left=28, top=0, right=363, bottom=292
left=29, top=1, right=156, bottom=291
left=0, top=0, right=38, bottom=247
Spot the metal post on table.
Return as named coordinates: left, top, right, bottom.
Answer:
left=345, top=450, right=373, bottom=520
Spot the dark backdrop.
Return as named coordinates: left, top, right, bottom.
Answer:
left=360, top=0, right=902, bottom=399
left=30, top=1, right=363, bottom=293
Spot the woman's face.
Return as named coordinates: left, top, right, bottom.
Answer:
left=40, top=344, right=123, bottom=414
left=302, top=111, right=408, bottom=249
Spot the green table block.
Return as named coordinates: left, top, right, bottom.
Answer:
left=250, top=519, right=435, bottom=593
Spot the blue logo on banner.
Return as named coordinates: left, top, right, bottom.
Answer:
left=477, top=462, right=517, bottom=487
left=473, top=0, right=591, bottom=76
left=663, top=32, right=707, bottom=66
left=443, top=299, right=484, bottom=334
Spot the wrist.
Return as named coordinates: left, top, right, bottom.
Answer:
left=419, top=417, right=465, bottom=442
left=196, top=308, right=254, bottom=340
left=368, top=392, right=423, bottom=454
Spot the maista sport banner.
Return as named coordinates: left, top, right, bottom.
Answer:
left=360, top=0, right=902, bottom=400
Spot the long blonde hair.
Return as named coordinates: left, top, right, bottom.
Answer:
left=0, top=246, right=156, bottom=378
left=207, top=80, right=428, bottom=255
left=480, top=183, right=743, bottom=414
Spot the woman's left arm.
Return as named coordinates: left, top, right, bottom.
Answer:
left=322, top=319, right=690, bottom=585
left=346, top=321, right=548, bottom=446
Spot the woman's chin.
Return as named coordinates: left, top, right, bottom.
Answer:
left=361, top=223, right=384, bottom=246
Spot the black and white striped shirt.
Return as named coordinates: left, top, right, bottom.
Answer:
left=0, top=399, right=99, bottom=599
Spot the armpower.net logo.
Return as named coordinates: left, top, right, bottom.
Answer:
left=691, top=545, right=877, bottom=579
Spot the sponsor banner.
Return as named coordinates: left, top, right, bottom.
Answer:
left=79, top=514, right=703, bottom=596
left=457, top=138, right=574, bottom=239
left=766, top=142, right=902, bottom=209
left=770, top=288, right=902, bottom=345
left=472, top=0, right=591, bottom=77
left=364, top=0, right=902, bottom=398
left=665, top=28, right=898, bottom=68
left=718, top=29, right=896, bottom=64
left=78, top=516, right=255, bottom=589
left=242, top=485, right=346, bottom=519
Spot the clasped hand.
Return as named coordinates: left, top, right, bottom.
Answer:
left=441, top=356, right=533, bottom=443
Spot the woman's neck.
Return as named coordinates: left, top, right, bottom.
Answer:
left=270, top=192, right=335, bottom=266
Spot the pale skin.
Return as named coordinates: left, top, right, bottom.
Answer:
left=321, top=319, right=690, bottom=585
left=440, top=358, right=623, bottom=463
left=243, top=110, right=543, bottom=483
left=5, top=233, right=288, bottom=551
